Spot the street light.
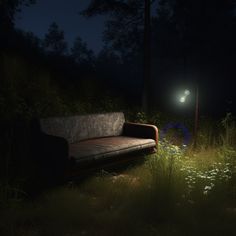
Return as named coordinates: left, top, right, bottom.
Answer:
left=179, top=89, right=190, bottom=103
left=179, top=87, right=199, bottom=148
left=180, top=96, right=186, bottom=103
left=184, top=90, right=190, bottom=96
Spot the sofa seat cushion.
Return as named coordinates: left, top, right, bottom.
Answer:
left=69, top=136, right=156, bottom=163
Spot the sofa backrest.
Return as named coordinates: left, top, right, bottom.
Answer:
left=39, top=112, right=125, bottom=143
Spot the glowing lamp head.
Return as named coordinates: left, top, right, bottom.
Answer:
left=180, top=96, right=186, bottom=103
left=184, top=90, right=190, bottom=96
left=178, top=89, right=190, bottom=103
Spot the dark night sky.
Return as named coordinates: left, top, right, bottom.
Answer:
left=15, top=0, right=106, bottom=54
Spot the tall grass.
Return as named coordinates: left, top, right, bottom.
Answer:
left=0, top=74, right=236, bottom=236
left=1, top=129, right=235, bottom=235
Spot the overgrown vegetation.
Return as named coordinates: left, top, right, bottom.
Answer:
left=0, top=114, right=235, bottom=236
left=1, top=1, right=236, bottom=235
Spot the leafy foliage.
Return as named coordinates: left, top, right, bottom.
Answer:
left=44, top=22, right=68, bottom=56
left=0, top=0, right=36, bottom=26
left=82, top=0, right=145, bottom=58
left=71, top=36, right=94, bottom=65
left=0, top=0, right=36, bottom=49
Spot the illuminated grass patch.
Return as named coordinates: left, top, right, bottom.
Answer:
left=0, top=141, right=236, bottom=235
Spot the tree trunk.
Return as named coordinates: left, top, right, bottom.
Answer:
left=142, top=0, right=151, bottom=113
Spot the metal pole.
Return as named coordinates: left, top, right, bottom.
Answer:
left=193, top=85, right=199, bottom=148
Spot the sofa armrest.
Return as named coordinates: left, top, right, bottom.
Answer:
left=30, top=122, right=69, bottom=183
left=123, top=122, right=158, bottom=144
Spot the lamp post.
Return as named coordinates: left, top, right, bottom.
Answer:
left=179, top=87, right=199, bottom=148
left=193, top=85, right=199, bottom=148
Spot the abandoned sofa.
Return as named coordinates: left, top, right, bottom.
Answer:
left=29, top=112, right=158, bottom=182
left=37, top=112, right=158, bottom=166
